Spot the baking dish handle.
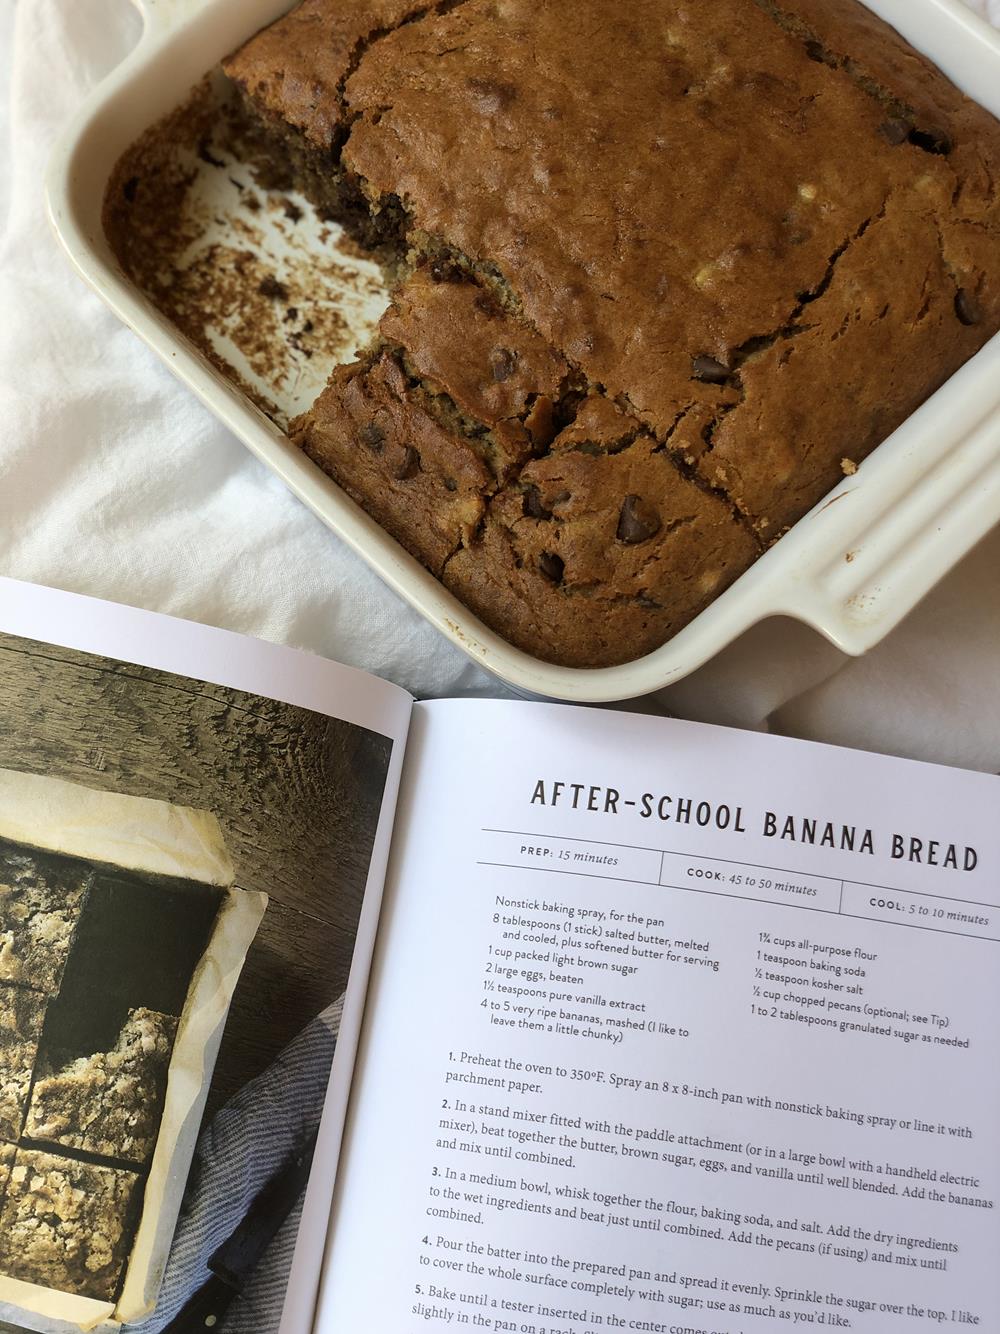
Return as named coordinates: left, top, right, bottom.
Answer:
left=777, top=405, right=1000, bottom=656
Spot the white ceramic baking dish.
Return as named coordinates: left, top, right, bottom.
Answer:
left=46, top=0, right=1000, bottom=703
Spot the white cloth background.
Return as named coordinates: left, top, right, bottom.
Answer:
left=1, top=0, right=998, bottom=771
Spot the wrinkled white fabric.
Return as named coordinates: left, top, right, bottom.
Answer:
left=0, top=0, right=997, bottom=767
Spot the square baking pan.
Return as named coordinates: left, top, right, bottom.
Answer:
left=46, top=0, right=1000, bottom=703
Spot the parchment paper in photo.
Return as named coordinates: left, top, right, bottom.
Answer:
left=0, top=771, right=264, bottom=1331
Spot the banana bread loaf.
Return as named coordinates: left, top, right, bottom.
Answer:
left=224, top=0, right=1000, bottom=667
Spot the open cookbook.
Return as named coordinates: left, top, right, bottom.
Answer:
left=0, top=577, right=995, bottom=1334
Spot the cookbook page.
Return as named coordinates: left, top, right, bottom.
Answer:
left=316, top=698, right=999, bottom=1334
left=0, top=578, right=410, bottom=1334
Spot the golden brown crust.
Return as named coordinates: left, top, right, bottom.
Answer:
left=444, top=399, right=760, bottom=667
left=379, top=268, right=570, bottom=457
left=297, top=298, right=761, bottom=665
left=296, top=347, right=492, bottom=574
left=222, top=0, right=429, bottom=151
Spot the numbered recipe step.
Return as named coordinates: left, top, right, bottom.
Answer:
left=315, top=704, right=1000, bottom=1333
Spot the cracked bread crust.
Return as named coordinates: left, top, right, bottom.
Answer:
left=0, top=986, right=47, bottom=1142
left=299, top=347, right=492, bottom=574
left=445, top=396, right=760, bottom=665
left=297, top=319, right=760, bottom=663
left=379, top=268, right=571, bottom=471
left=25, top=1008, right=178, bottom=1167
left=686, top=188, right=976, bottom=524
left=339, top=0, right=1000, bottom=524
left=222, top=0, right=429, bottom=152
left=294, top=269, right=574, bottom=576
left=0, top=849, right=90, bottom=995
left=0, top=1149, right=140, bottom=1301
left=228, top=0, right=1000, bottom=663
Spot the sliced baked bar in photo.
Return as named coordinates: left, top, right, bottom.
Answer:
left=0, top=1141, right=14, bottom=1198
left=0, top=1148, right=141, bottom=1301
left=26, top=1007, right=178, bottom=1166
left=0, top=845, right=90, bottom=994
left=0, top=984, right=48, bottom=1141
